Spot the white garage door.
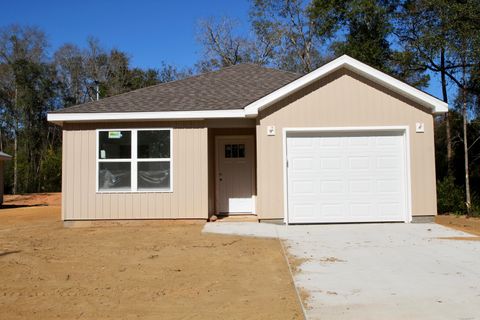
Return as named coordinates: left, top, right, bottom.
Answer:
left=286, top=130, right=408, bottom=223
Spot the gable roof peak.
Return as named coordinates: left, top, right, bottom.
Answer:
left=244, top=54, right=448, bottom=116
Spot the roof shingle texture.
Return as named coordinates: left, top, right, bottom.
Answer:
left=55, top=64, right=301, bottom=113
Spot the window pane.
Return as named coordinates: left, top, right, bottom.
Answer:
left=99, top=162, right=131, bottom=191
left=99, top=131, right=131, bottom=159
left=232, top=144, right=239, bottom=158
left=225, top=144, right=232, bottom=158
left=238, top=144, right=245, bottom=158
left=138, top=130, right=170, bottom=159
left=138, top=162, right=171, bottom=190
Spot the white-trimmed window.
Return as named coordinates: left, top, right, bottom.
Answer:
left=97, top=129, right=172, bottom=192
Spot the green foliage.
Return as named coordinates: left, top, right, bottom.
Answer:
left=38, top=147, right=62, bottom=192
left=309, top=0, right=429, bottom=86
left=436, top=176, right=466, bottom=214
left=470, top=194, right=480, bottom=217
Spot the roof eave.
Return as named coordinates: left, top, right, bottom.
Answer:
left=47, top=109, right=248, bottom=123
left=0, top=153, right=12, bottom=160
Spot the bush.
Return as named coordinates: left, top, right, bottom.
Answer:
left=437, top=176, right=466, bottom=214
left=38, top=147, right=62, bottom=192
left=470, top=193, right=480, bottom=217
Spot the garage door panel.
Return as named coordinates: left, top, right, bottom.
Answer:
left=376, top=135, right=402, bottom=146
left=349, top=203, right=374, bottom=217
left=377, top=156, right=402, bottom=169
left=291, top=180, right=315, bottom=195
left=377, top=179, right=401, bottom=192
left=349, top=180, right=373, bottom=193
left=347, top=136, right=370, bottom=146
left=290, top=158, right=315, bottom=171
left=320, top=137, right=342, bottom=146
left=320, top=180, right=344, bottom=193
left=320, top=157, right=342, bottom=169
left=291, top=204, right=316, bottom=218
left=378, top=202, right=403, bottom=215
left=348, top=156, right=371, bottom=170
left=287, top=131, right=407, bottom=223
left=322, top=204, right=346, bottom=217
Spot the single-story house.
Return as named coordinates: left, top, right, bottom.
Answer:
left=0, top=151, right=12, bottom=205
left=48, top=55, right=448, bottom=223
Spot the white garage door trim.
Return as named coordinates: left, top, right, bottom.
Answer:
left=282, top=126, right=412, bottom=224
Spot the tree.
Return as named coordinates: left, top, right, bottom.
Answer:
left=128, top=67, right=159, bottom=89
left=0, top=24, right=49, bottom=194
left=54, top=43, right=87, bottom=107
left=83, top=37, right=110, bottom=101
left=156, top=62, right=193, bottom=83
left=251, top=0, right=328, bottom=73
left=395, top=0, right=458, bottom=175
left=105, top=49, right=131, bottom=96
left=196, top=17, right=272, bottom=72
left=446, top=0, right=480, bottom=214
left=311, top=0, right=396, bottom=70
left=309, top=0, right=429, bottom=86
left=54, top=39, right=186, bottom=105
left=12, top=58, right=58, bottom=192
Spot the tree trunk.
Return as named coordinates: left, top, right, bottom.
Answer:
left=13, top=129, right=18, bottom=195
left=462, top=87, right=471, bottom=214
left=440, top=49, right=453, bottom=176
left=13, top=88, right=18, bottom=195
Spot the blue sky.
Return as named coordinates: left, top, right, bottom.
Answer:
left=1, top=0, right=251, bottom=68
left=2, top=0, right=446, bottom=99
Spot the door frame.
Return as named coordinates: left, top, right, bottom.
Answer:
left=215, top=135, right=256, bottom=215
left=282, top=126, right=412, bottom=224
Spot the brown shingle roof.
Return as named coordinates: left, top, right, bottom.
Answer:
left=53, top=64, right=301, bottom=113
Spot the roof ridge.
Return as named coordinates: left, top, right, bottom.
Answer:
left=238, top=62, right=302, bottom=77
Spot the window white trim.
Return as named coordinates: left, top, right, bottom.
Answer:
left=282, top=126, right=412, bottom=225
left=96, top=128, right=173, bottom=193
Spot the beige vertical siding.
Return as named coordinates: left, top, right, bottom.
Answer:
left=256, top=69, right=438, bottom=219
left=62, top=121, right=208, bottom=220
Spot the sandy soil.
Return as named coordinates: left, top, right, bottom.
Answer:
left=2, top=192, right=61, bottom=207
left=436, top=214, right=480, bottom=237
left=0, top=205, right=302, bottom=319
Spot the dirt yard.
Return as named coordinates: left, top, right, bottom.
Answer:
left=436, top=214, right=480, bottom=237
left=0, top=196, right=302, bottom=320
left=2, top=192, right=61, bottom=207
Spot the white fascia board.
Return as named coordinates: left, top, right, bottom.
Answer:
left=244, top=55, right=448, bottom=116
left=0, top=151, right=12, bottom=160
left=47, top=109, right=247, bottom=123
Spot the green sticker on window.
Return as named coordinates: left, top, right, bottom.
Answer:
left=108, top=131, right=122, bottom=139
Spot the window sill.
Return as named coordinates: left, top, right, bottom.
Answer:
left=96, top=189, right=173, bottom=194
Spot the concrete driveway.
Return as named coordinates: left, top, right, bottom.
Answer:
left=204, top=222, right=480, bottom=320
